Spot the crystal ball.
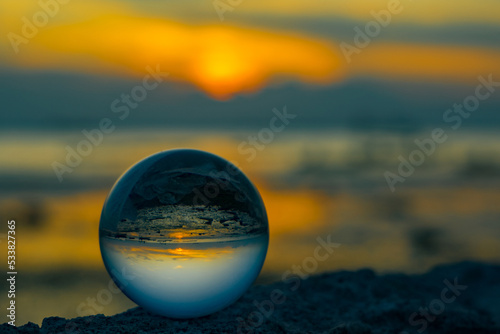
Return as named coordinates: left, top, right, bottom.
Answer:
left=99, top=149, right=269, bottom=318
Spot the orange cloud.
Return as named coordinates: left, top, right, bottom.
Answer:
left=349, top=43, right=500, bottom=83
left=8, top=14, right=343, bottom=99
left=3, top=0, right=499, bottom=99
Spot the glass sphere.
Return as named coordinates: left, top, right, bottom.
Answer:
left=99, top=149, right=269, bottom=318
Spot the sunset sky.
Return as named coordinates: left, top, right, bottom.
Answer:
left=1, top=0, right=499, bottom=99
left=1, top=0, right=500, bottom=325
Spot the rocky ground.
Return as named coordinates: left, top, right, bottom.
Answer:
left=3, top=261, right=500, bottom=333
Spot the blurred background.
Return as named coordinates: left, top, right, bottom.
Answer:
left=1, top=0, right=500, bottom=326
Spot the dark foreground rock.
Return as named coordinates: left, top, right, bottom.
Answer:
left=3, top=261, right=500, bottom=333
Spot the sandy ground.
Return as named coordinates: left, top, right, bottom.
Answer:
left=2, top=261, right=499, bottom=333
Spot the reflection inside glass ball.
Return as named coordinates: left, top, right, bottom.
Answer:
left=99, top=149, right=269, bottom=318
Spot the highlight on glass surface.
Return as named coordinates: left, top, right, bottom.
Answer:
left=99, top=149, right=269, bottom=318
